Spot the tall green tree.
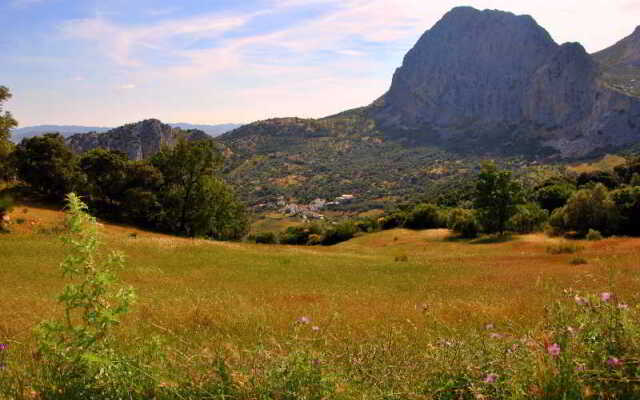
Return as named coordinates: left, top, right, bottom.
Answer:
left=151, top=139, right=247, bottom=239
left=474, top=162, right=523, bottom=234
left=79, top=149, right=130, bottom=215
left=13, top=133, right=79, bottom=200
left=0, top=86, right=18, bottom=181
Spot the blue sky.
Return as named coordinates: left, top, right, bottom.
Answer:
left=2, top=0, right=639, bottom=127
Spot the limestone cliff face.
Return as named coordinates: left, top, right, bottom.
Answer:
left=371, top=7, right=640, bottom=157
left=66, top=119, right=211, bottom=160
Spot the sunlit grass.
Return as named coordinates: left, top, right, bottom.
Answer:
left=1, top=204, right=639, bottom=397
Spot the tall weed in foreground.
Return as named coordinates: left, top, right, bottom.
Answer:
left=31, top=193, right=141, bottom=399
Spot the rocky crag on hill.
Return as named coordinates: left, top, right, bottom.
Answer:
left=369, top=6, right=640, bottom=158
left=66, top=119, right=211, bottom=161
left=217, top=7, right=640, bottom=206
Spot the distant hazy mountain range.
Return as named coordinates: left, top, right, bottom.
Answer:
left=10, top=122, right=242, bottom=143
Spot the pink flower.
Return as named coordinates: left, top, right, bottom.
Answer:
left=547, top=343, right=561, bottom=357
left=600, top=292, right=613, bottom=302
left=298, top=316, right=311, bottom=325
left=0, top=344, right=7, bottom=351
left=483, top=373, right=498, bottom=383
left=618, top=303, right=629, bottom=310
left=311, top=326, right=320, bottom=332
left=607, top=357, right=623, bottom=368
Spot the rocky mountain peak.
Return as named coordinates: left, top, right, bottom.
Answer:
left=66, top=119, right=211, bottom=160
left=369, top=6, right=640, bottom=157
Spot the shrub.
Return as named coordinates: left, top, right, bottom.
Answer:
left=569, top=256, right=588, bottom=265
left=380, top=212, right=407, bottom=230
left=508, top=203, right=548, bottom=233
left=255, top=231, right=278, bottom=244
left=546, top=242, right=582, bottom=254
left=447, top=208, right=479, bottom=238
left=279, top=224, right=323, bottom=245
left=34, top=193, right=140, bottom=398
left=321, top=221, right=358, bottom=245
left=551, top=183, right=619, bottom=237
left=403, top=203, right=441, bottom=230
left=586, top=229, right=603, bottom=241
left=611, top=185, right=640, bottom=236
left=535, top=183, right=576, bottom=211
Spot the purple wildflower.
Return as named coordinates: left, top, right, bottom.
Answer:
left=0, top=344, right=6, bottom=351
left=547, top=343, right=561, bottom=357
left=298, top=316, right=311, bottom=325
left=600, top=292, right=613, bottom=302
left=607, top=357, right=623, bottom=368
left=311, top=359, right=322, bottom=367
left=483, top=373, right=498, bottom=383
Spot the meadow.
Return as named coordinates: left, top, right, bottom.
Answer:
left=1, top=204, right=639, bottom=398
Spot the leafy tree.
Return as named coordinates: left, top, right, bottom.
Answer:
left=0, top=86, right=18, bottom=181
left=611, top=186, right=640, bottom=236
left=152, top=139, right=246, bottom=239
left=473, top=162, right=523, bottom=234
left=404, top=203, right=442, bottom=230
left=535, top=183, right=576, bottom=211
left=447, top=208, right=479, bottom=238
left=78, top=149, right=130, bottom=215
left=551, top=183, right=619, bottom=237
left=120, top=162, right=164, bottom=226
left=13, top=133, right=79, bottom=199
left=508, top=202, right=548, bottom=233
left=576, top=170, right=619, bottom=189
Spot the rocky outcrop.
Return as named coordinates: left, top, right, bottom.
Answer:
left=593, top=26, right=640, bottom=96
left=370, top=7, right=640, bottom=157
left=66, top=119, right=211, bottom=160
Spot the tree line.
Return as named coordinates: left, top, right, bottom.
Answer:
left=0, top=87, right=248, bottom=240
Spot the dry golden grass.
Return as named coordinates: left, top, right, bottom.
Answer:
left=1, top=204, right=639, bottom=368
left=567, top=154, right=627, bottom=174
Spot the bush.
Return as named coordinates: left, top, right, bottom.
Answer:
left=550, top=184, right=619, bottom=237
left=569, top=256, right=588, bottom=265
left=535, top=183, right=576, bottom=212
left=379, top=212, right=407, bottom=230
left=546, top=242, right=582, bottom=254
left=611, top=185, right=640, bottom=236
left=586, top=229, right=603, bottom=241
left=447, top=208, right=479, bottom=238
left=321, top=221, right=358, bottom=245
left=255, top=231, right=278, bottom=244
left=508, top=203, right=548, bottom=233
left=279, top=224, right=323, bottom=245
left=403, top=203, right=441, bottom=230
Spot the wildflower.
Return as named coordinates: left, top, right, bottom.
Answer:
left=0, top=362, right=5, bottom=370
left=490, top=333, right=503, bottom=339
left=547, top=343, right=561, bottom=357
left=600, top=292, right=612, bottom=302
left=297, top=316, right=311, bottom=325
left=0, top=344, right=6, bottom=351
left=485, top=323, right=494, bottom=330
left=312, top=359, right=322, bottom=367
left=311, top=325, right=320, bottom=332
left=618, top=303, right=629, bottom=310
left=567, top=326, right=576, bottom=335
left=607, top=357, right=623, bottom=368
left=483, top=373, right=498, bottom=383
left=574, top=295, right=589, bottom=306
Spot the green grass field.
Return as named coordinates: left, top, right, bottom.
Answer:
left=1, top=205, right=639, bottom=398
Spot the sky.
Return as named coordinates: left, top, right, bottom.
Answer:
left=2, top=0, right=639, bottom=127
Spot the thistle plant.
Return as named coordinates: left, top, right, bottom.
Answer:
left=35, top=193, right=136, bottom=397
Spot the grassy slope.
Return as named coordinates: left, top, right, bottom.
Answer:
left=2, top=204, right=640, bottom=393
